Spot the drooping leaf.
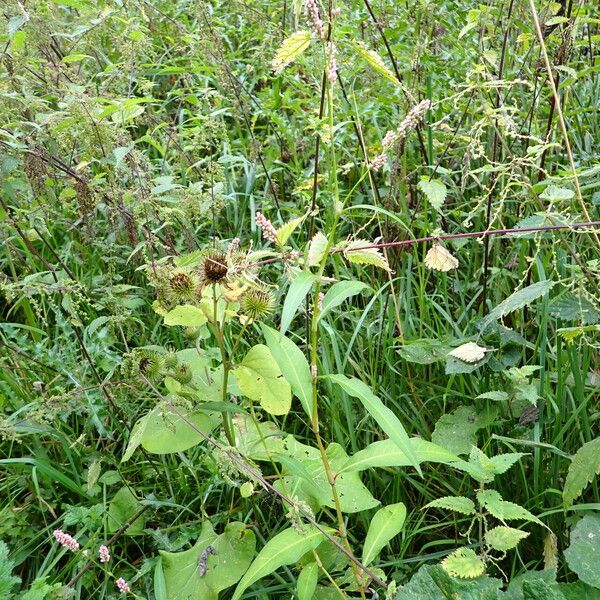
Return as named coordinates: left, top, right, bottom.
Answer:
left=476, top=490, right=543, bottom=526
left=261, top=325, right=313, bottom=419
left=418, top=178, right=447, bottom=212
left=327, top=374, right=421, bottom=474
left=441, top=548, right=485, bottom=579
left=231, top=527, right=327, bottom=600
left=397, top=339, right=451, bottom=365
left=362, top=503, right=407, bottom=566
left=107, top=487, right=146, bottom=535
left=271, top=30, right=312, bottom=75
left=449, top=342, right=489, bottom=363
left=235, top=344, right=292, bottom=415
left=352, top=41, right=400, bottom=86
left=297, top=562, right=319, bottom=600
left=563, top=437, right=600, bottom=508
left=161, top=521, right=256, bottom=600
left=280, top=271, right=315, bottom=334
left=164, top=305, right=208, bottom=327
left=539, top=185, right=575, bottom=201
left=307, top=232, right=329, bottom=267
left=564, top=515, right=600, bottom=589
left=480, top=281, right=554, bottom=331
left=485, top=526, right=529, bottom=552
left=319, top=281, right=369, bottom=320
left=425, top=244, right=459, bottom=272
left=425, top=496, right=476, bottom=515
left=342, top=239, right=391, bottom=272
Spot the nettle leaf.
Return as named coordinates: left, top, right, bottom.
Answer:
left=276, top=214, right=306, bottom=246
left=564, top=515, right=600, bottom=589
left=307, top=232, right=329, bottom=267
left=107, top=487, right=146, bottom=535
left=488, top=452, right=528, bottom=475
left=164, top=305, right=208, bottom=327
left=261, top=325, right=313, bottom=420
left=563, top=437, right=600, bottom=508
left=425, top=496, right=476, bottom=515
left=352, top=41, right=400, bottom=86
left=327, top=375, right=420, bottom=474
left=418, top=178, right=447, bottom=212
left=297, top=562, right=319, bottom=600
left=539, top=185, right=575, bottom=201
left=480, top=281, right=554, bottom=331
left=235, top=344, right=292, bottom=415
left=280, top=272, right=315, bottom=334
left=441, top=548, right=485, bottom=579
left=161, top=521, right=256, bottom=600
left=397, top=339, right=451, bottom=365
left=485, top=526, right=529, bottom=552
left=522, top=580, right=566, bottom=600
left=319, top=281, right=369, bottom=320
left=432, top=405, right=497, bottom=455
left=362, top=503, right=407, bottom=566
left=342, top=239, right=391, bottom=272
left=476, top=490, right=543, bottom=526
left=231, top=527, right=327, bottom=600
left=549, top=293, right=600, bottom=325
left=476, top=391, right=509, bottom=402
left=271, top=30, right=312, bottom=75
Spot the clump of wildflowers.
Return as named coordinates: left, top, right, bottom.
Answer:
left=382, top=99, right=431, bottom=149
left=369, top=153, right=387, bottom=171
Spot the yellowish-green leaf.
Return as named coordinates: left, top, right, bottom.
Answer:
left=343, top=240, right=390, bottom=272
left=485, top=526, right=529, bottom=552
left=272, top=30, right=312, bottom=75
left=307, top=232, right=328, bottom=267
left=352, top=41, right=400, bottom=87
left=276, top=214, right=306, bottom=246
left=425, top=496, right=476, bottom=515
left=441, top=548, right=485, bottom=579
left=164, top=305, right=207, bottom=327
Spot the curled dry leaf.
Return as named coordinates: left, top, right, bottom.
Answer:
left=449, top=342, right=489, bottom=363
left=425, top=243, right=459, bottom=272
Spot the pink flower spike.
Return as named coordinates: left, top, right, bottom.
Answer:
left=99, top=545, right=110, bottom=563
left=255, top=212, right=278, bottom=244
left=116, top=578, right=131, bottom=594
left=53, top=529, right=80, bottom=552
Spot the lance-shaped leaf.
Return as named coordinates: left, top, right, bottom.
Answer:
left=362, top=503, right=407, bottom=566
left=319, top=281, right=369, bottom=321
left=280, top=271, right=315, bottom=334
left=327, top=375, right=421, bottom=475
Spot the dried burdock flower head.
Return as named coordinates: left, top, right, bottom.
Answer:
left=199, top=250, right=229, bottom=285
left=169, top=270, right=197, bottom=301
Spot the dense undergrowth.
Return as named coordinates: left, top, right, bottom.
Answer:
left=1, top=0, right=600, bottom=598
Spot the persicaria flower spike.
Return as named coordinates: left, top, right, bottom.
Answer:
left=381, top=99, right=431, bottom=150
left=369, top=153, right=387, bottom=171
left=305, top=0, right=325, bottom=39
left=255, top=212, right=278, bottom=244
left=116, top=578, right=131, bottom=594
left=53, top=529, right=79, bottom=552
left=99, top=544, right=110, bottom=563
left=327, top=42, right=337, bottom=86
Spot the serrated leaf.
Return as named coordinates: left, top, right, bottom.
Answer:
left=476, top=391, right=509, bottom=402
left=280, top=271, right=315, bottom=334
left=485, top=526, right=529, bottom=552
left=418, top=179, right=447, bottom=212
left=480, top=281, right=554, bottom=331
left=261, top=325, right=313, bottom=419
left=449, top=342, right=488, bottom=363
left=549, top=293, right=600, bottom=325
left=476, top=490, right=543, bottom=526
left=343, top=240, right=390, bottom=271
left=488, top=452, right=528, bottom=475
left=352, top=41, right=400, bottom=86
left=362, top=503, right=407, bottom=566
left=272, top=30, right=312, bottom=75
left=327, top=374, right=421, bottom=474
left=307, top=232, right=328, bottom=267
left=432, top=406, right=497, bottom=456
left=231, top=527, right=326, bottom=600
left=164, top=305, right=207, bottom=327
left=275, top=214, right=306, bottom=246
left=319, top=281, right=369, bottom=320
left=563, top=437, right=600, bottom=508
left=441, top=548, right=485, bottom=579
left=564, top=515, right=600, bottom=589
left=425, top=496, right=476, bottom=515
left=539, top=185, right=575, bottom=201
left=235, top=344, right=292, bottom=415
left=425, top=244, right=459, bottom=272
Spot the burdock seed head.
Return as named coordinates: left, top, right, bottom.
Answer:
left=241, top=287, right=276, bottom=321
left=199, top=250, right=229, bottom=285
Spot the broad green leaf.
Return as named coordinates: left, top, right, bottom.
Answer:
left=480, top=281, right=554, bottom=331
left=297, top=562, right=319, bottom=600
left=362, top=503, right=406, bottom=566
left=549, top=293, right=599, bottom=325
left=161, top=521, right=256, bottom=600
left=441, top=548, right=485, bottom=579
left=539, top=185, right=575, bottom=201
left=418, top=178, right=447, bottom=212
left=154, top=557, right=168, bottom=600
left=341, top=438, right=459, bottom=473
left=319, top=281, right=369, bottom=320
left=342, top=240, right=390, bottom=272
left=476, top=490, right=544, bottom=526
left=397, top=339, right=451, bottom=365
left=272, top=31, right=312, bottom=75
left=280, top=271, right=315, bottom=334
left=488, top=452, right=528, bottom=475
left=485, top=526, right=529, bottom=552
left=327, top=375, right=421, bottom=474
left=261, top=325, right=313, bottom=419
left=275, top=214, right=306, bottom=245
left=231, top=527, right=326, bottom=600
left=476, top=391, right=509, bottom=402
left=235, top=344, right=291, bottom=415
left=107, top=487, right=146, bottom=535
left=522, top=580, right=566, bottom=600
left=563, top=437, right=600, bottom=508
left=564, top=515, right=600, bottom=589
left=425, top=496, right=476, bottom=515
left=307, top=232, right=328, bottom=267
left=432, top=406, right=497, bottom=455
left=164, top=305, right=208, bottom=327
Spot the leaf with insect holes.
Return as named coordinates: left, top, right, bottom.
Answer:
left=563, top=436, right=600, bottom=508
left=161, top=521, right=255, bottom=600
left=564, top=515, right=600, bottom=589
left=432, top=405, right=497, bottom=456
left=271, top=30, right=312, bottom=75
left=485, top=526, right=529, bottom=552
left=234, top=344, right=292, bottom=415
left=441, top=548, right=485, bottom=579
left=275, top=214, right=306, bottom=246
left=477, top=490, right=544, bottom=527
left=425, top=496, right=476, bottom=515
left=307, top=232, right=328, bottom=267
left=343, top=239, right=390, bottom=271
left=418, top=179, right=447, bottom=212
left=425, top=244, right=459, bottom=272
left=449, top=342, right=488, bottom=363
